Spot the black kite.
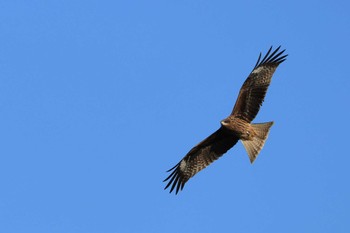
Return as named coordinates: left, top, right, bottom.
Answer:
left=164, top=46, right=287, bottom=194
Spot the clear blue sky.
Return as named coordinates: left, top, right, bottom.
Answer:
left=1, top=1, right=349, bottom=232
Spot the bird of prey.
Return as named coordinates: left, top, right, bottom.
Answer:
left=164, top=46, right=287, bottom=194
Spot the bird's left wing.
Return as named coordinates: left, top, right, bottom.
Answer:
left=164, top=127, right=238, bottom=194
left=231, top=46, right=287, bottom=122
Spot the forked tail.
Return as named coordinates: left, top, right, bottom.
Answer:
left=241, top=122, right=274, bottom=163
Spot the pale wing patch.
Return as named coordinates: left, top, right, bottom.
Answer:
left=251, top=66, right=264, bottom=74
left=179, top=160, right=187, bottom=171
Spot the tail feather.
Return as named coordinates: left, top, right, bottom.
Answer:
left=241, top=122, right=274, bottom=163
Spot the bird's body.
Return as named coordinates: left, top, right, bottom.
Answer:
left=221, top=116, right=256, bottom=140
left=164, top=46, right=287, bottom=194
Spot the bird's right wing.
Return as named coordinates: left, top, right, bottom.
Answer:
left=164, top=127, right=238, bottom=194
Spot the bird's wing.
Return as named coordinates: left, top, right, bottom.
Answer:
left=231, top=46, right=287, bottom=122
left=164, top=127, right=238, bottom=194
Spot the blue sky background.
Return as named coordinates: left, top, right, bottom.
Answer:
left=1, top=1, right=349, bottom=232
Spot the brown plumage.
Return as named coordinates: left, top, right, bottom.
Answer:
left=164, top=46, right=287, bottom=194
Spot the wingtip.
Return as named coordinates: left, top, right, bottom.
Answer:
left=164, top=165, right=187, bottom=194
left=254, top=46, right=287, bottom=68
left=163, top=163, right=184, bottom=194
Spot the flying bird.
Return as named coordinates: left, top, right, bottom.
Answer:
left=164, top=46, right=287, bottom=194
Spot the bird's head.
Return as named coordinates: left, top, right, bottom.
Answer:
left=220, top=117, right=236, bottom=131
left=220, top=118, right=231, bottom=127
